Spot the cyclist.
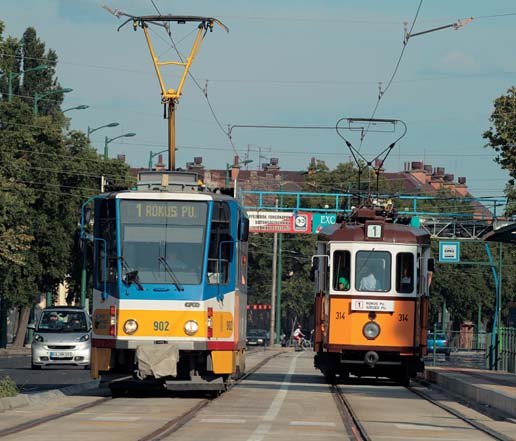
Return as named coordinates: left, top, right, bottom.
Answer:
left=293, top=324, right=305, bottom=350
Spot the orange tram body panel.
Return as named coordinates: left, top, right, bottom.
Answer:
left=313, top=207, right=432, bottom=385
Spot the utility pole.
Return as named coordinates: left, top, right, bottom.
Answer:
left=269, top=199, right=278, bottom=346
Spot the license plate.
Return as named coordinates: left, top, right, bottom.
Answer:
left=50, top=351, right=72, bottom=358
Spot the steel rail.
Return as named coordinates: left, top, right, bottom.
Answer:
left=331, top=384, right=371, bottom=441
left=407, top=382, right=512, bottom=441
left=0, top=396, right=110, bottom=438
left=139, top=351, right=283, bottom=441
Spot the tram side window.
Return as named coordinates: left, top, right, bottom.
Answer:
left=96, top=199, right=117, bottom=285
left=333, top=251, right=351, bottom=291
left=396, top=253, right=414, bottom=293
left=207, top=202, right=232, bottom=284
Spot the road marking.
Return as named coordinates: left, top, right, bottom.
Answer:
left=247, top=353, right=299, bottom=441
left=200, top=418, right=246, bottom=424
left=395, top=423, right=444, bottom=431
left=290, top=421, right=336, bottom=427
left=92, top=416, right=141, bottom=422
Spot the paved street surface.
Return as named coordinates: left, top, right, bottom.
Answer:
left=0, top=355, right=91, bottom=393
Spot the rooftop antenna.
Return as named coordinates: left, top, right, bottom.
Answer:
left=102, top=5, right=228, bottom=170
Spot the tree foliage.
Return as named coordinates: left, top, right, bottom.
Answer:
left=0, top=23, right=133, bottom=345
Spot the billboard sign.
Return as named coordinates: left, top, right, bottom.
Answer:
left=247, top=211, right=312, bottom=234
left=439, top=241, right=460, bottom=262
left=312, top=213, right=337, bottom=233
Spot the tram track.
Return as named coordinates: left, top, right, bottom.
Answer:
left=0, top=351, right=282, bottom=441
left=331, top=378, right=511, bottom=441
left=407, top=381, right=513, bottom=441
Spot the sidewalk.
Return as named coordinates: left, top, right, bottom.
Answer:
left=424, top=366, right=516, bottom=418
left=0, top=345, right=30, bottom=357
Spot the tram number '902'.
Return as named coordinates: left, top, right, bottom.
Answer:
left=153, top=321, right=170, bottom=331
left=398, top=314, right=408, bottom=322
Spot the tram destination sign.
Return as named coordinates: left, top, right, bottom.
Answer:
left=247, top=211, right=312, bottom=234
left=351, top=299, right=395, bottom=312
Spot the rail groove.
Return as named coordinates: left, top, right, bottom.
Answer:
left=331, top=384, right=371, bottom=441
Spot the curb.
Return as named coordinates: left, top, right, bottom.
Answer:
left=424, top=368, right=516, bottom=418
left=0, top=379, right=100, bottom=413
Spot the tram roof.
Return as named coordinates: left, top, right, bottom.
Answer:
left=101, top=191, right=234, bottom=202
left=320, top=221, right=430, bottom=245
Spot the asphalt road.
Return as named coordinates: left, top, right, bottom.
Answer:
left=0, top=355, right=92, bottom=394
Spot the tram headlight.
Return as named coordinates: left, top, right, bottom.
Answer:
left=123, top=319, right=138, bottom=335
left=184, top=320, right=199, bottom=336
left=362, top=321, right=380, bottom=340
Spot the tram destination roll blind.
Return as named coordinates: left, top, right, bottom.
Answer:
left=120, top=200, right=207, bottom=225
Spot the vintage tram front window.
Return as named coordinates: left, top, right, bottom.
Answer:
left=119, top=200, right=208, bottom=285
left=396, top=253, right=414, bottom=293
left=333, top=250, right=351, bottom=291
left=355, top=250, right=391, bottom=292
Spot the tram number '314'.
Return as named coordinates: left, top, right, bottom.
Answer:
left=336, top=312, right=345, bottom=320
left=398, top=314, right=408, bottom=322
left=154, top=321, right=170, bottom=331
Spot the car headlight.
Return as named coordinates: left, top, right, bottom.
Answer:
left=79, top=334, right=90, bottom=342
left=123, top=319, right=138, bottom=335
left=184, top=320, right=199, bottom=336
left=257, top=338, right=263, bottom=343
left=362, top=321, right=380, bottom=340
left=33, top=334, right=44, bottom=343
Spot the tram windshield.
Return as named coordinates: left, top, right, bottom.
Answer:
left=355, top=250, right=391, bottom=292
left=119, top=200, right=208, bottom=284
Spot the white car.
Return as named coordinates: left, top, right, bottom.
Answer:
left=29, top=307, right=91, bottom=369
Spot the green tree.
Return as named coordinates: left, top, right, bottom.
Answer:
left=483, top=86, right=516, bottom=214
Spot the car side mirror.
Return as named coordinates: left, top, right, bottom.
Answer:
left=427, top=258, right=435, bottom=272
left=27, top=323, right=35, bottom=330
left=241, top=218, right=249, bottom=242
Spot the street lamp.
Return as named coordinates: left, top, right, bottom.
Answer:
left=149, top=149, right=168, bottom=170
left=225, top=159, right=253, bottom=187
left=63, top=104, right=89, bottom=113
left=87, top=122, right=119, bottom=141
left=7, top=64, right=48, bottom=102
left=33, top=87, right=73, bottom=115
left=104, top=133, right=136, bottom=160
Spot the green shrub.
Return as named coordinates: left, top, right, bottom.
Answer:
left=0, top=376, right=17, bottom=398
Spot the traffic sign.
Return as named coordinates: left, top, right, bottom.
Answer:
left=439, top=241, right=460, bottom=262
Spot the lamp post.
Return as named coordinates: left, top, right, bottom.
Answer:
left=225, top=159, right=253, bottom=187
left=33, top=87, right=73, bottom=115
left=149, top=149, right=169, bottom=170
left=87, top=122, right=119, bottom=141
left=7, top=64, right=48, bottom=102
left=63, top=104, right=89, bottom=113
left=104, top=133, right=136, bottom=160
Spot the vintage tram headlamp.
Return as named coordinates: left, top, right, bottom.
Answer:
left=184, top=320, right=199, bottom=336
left=123, top=319, right=138, bottom=335
left=362, top=321, right=380, bottom=340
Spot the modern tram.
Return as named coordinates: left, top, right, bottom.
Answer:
left=312, top=205, right=433, bottom=385
left=81, top=171, right=249, bottom=391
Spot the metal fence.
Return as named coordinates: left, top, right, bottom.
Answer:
left=426, top=328, right=516, bottom=373
left=499, top=327, right=516, bottom=373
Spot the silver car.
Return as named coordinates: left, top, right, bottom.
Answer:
left=30, top=307, right=91, bottom=369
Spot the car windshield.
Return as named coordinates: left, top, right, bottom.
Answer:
left=38, top=311, right=89, bottom=332
left=247, top=330, right=267, bottom=337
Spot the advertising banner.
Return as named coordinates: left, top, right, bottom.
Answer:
left=247, top=211, right=312, bottom=234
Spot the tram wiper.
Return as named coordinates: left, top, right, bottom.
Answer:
left=158, top=256, right=184, bottom=291
left=119, top=256, right=144, bottom=291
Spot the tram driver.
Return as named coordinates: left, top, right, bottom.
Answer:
left=359, top=271, right=377, bottom=291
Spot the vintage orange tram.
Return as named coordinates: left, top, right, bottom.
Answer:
left=312, top=206, right=433, bottom=384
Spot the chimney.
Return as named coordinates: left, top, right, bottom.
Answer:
left=156, top=154, right=165, bottom=171
left=233, top=155, right=239, bottom=166
left=411, top=161, right=423, bottom=171
left=444, top=174, right=454, bottom=182
left=116, top=154, right=126, bottom=162
left=434, top=167, right=445, bottom=177
left=424, top=164, right=432, bottom=174
left=458, top=177, right=466, bottom=185
left=194, top=156, right=202, bottom=165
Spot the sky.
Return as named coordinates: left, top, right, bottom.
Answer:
left=2, top=0, right=516, bottom=197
